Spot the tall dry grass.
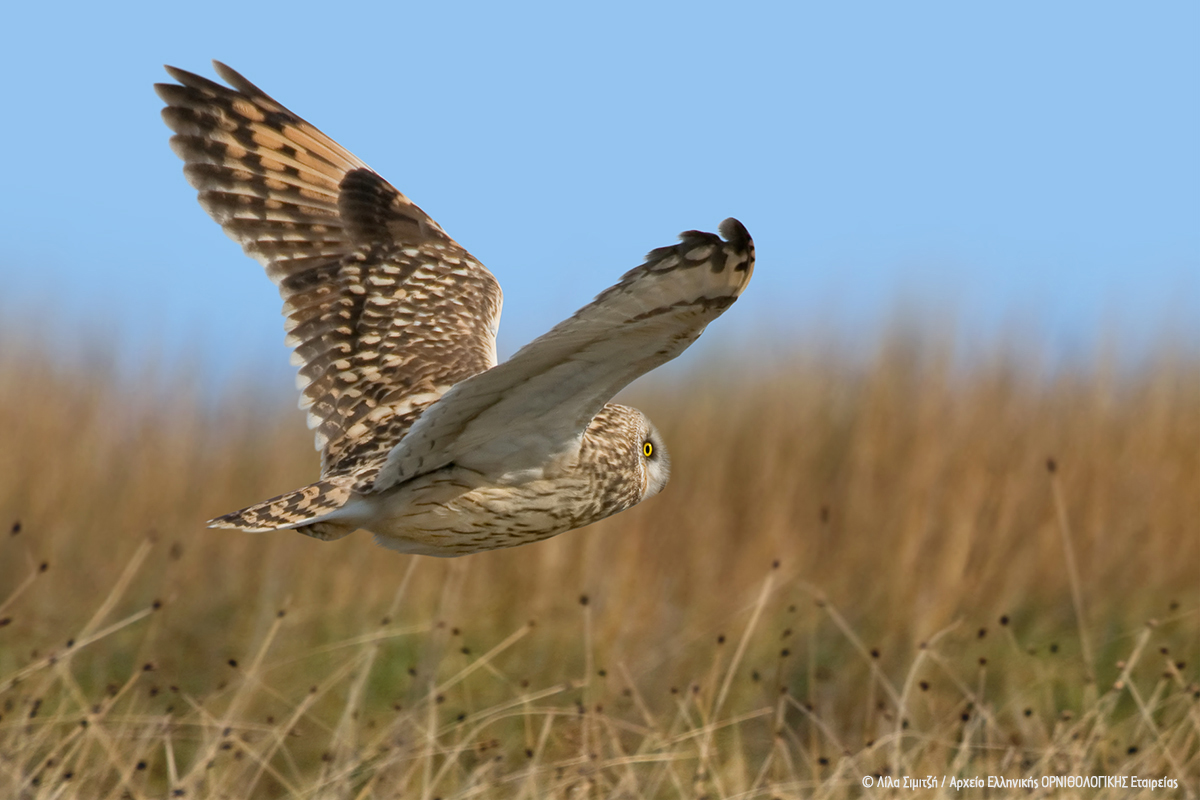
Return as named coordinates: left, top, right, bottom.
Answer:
left=0, top=327, right=1196, bottom=798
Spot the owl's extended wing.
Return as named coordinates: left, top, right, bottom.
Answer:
left=156, top=62, right=502, bottom=475
left=370, top=219, right=753, bottom=492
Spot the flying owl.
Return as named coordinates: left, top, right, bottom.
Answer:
left=156, top=62, right=754, bottom=556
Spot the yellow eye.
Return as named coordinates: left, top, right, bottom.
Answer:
left=643, top=441, right=654, bottom=458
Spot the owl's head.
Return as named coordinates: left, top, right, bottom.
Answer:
left=637, top=415, right=671, bottom=501
left=582, top=404, right=671, bottom=508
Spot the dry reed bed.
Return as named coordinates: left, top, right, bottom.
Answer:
left=0, top=331, right=1196, bottom=798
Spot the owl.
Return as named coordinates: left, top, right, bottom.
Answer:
left=156, top=62, right=754, bottom=556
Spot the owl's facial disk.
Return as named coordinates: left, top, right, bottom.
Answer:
left=639, top=418, right=671, bottom=500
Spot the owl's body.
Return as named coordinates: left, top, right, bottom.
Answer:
left=293, top=404, right=665, bottom=556
left=156, top=62, right=753, bottom=557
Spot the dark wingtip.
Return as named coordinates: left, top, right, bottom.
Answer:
left=212, top=60, right=261, bottom=96
left=161, top=64, right=230, bottom=95
left=718, top=218, right=750, bottom=249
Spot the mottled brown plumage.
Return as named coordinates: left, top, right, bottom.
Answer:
left=158, top=62, right=753, bottom=556
left=158, top=64, right=500, bottom=478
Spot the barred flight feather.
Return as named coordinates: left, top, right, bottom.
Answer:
left=157, top=62, right=502, bottom=473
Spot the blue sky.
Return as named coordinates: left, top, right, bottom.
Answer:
left=4, top=1, right=1197, bottom=389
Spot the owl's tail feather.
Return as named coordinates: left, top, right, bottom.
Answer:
left=208, top=477, right=354, bottom=539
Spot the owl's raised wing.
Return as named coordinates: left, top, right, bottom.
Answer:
left=156, top=62, right=502, bottom=476
left=370, top=219, right=753, bottom=492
